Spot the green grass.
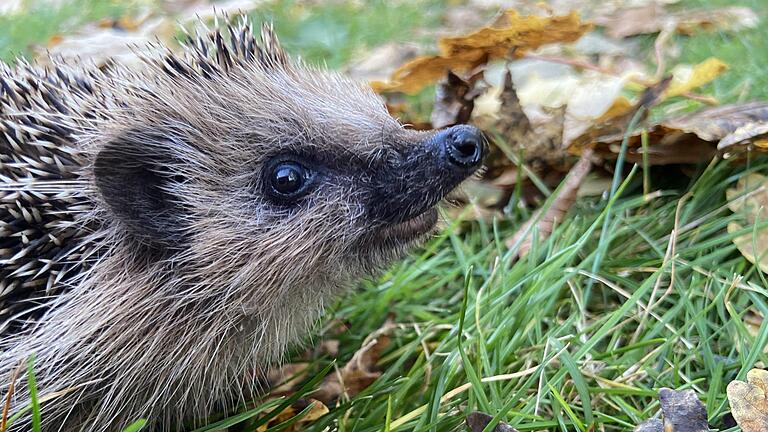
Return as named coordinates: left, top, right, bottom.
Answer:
left=2, top=0, right=768, bottom=431
left=266, top=1, right=768, bottom=431
left=297, top=157, right=768, bottom=431
left=250, top=0, right=446, bottom=69
left=0, top=0, right=133, bottom=63
left=676, top=0, right=768, bottom=103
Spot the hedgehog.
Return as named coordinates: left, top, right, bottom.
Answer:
left=0, top=18, right=485, bottom=431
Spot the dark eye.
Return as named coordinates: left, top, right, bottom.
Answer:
left=269, top=161, right=312, bottom=199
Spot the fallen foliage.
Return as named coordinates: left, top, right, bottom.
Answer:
left=594, top=4, right=759, bottom=39
left=465, top=411, right=518, bottom=432
left=634, top=388, right=708, bottom=432
left=726, top=173, right=768, bottom=273
left=727, top=369, right=768, bottom=431
left=371, top=10, right=591, bottom=94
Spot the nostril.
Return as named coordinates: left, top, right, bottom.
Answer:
left=445, top=126, right=484, bottom=169
left=455, top=140, right=479, bottom=159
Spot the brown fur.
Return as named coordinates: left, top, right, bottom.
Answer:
left=0, top=19, right=479, bottom=431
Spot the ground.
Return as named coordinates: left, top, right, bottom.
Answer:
left=1, top=0, right=767, bottom=431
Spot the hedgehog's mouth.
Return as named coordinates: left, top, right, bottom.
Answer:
left=375, top=207, right=439, bottom=244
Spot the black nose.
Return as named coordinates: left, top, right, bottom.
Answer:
left=441, top=125, right=485, bottom=170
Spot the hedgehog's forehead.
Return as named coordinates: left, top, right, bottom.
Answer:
left=128, top=61, right=402, bottom=157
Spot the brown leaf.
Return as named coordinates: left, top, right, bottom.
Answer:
left=594, top=3, right=669, bottom=40
left=635, top=388, right=708, bottom=432
left=727, top=369, right=768, bottom=432
left=313, top=321, right=393, bottom=404
left=371, top=10, right=591, bottom=94
left=466, top=412, right=518, bottom=432
left=726, top=173, right=768, bottom=273
left=488, top=72, right=570, bottom=173
left=718, top=121, right=768, bottom=150
left=266, top=363, right=310, bottom=395
left=666, top=102, right=768, bottom=142
left=255, top=398, right=329, bottom=432
left=595, top=4, right=758, bottom=39
left=674, top=7, right=760, bottom=35
left=572, top=101, right=768, bottom=165
left=431, top=72, right=482, bottom=129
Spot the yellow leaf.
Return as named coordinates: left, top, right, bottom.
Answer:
left=664, top=57, right=729, bottom=98
left=371, top=10, right=591, bottom=94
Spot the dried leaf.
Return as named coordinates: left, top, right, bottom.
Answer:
left=595, top=5, right=759, bottom=39
left=727, top=369, right=768, bottom=432
left=572, top=101, right=768, bottom=165
left=372, top=10, right=591, bottom=94
left=431, top=72, right=482, bottom=128
left=675, top=7, right=760, bottom=35
left=567, top=75, right=672, bottom=156
left=255, top=398, right=329, bottom=432
left=466, top=412, right=518, bottom=432
left=313, top=321, right=393, bottom=404
left=666, top=102, right=768, bottom=142
left=594, top=3, right=669, bottom=40
left=718, top=122, right=768, bottom=150
left=635, top=388, right=708, bottom=432
left=726, top=173, right=768, bottom=273
left=266, top=363, right=310, bottom=395
left=488, top=72, right=570, bottom=173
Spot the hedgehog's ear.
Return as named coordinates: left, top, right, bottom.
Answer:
left=94, top=133, right=188, bottom=248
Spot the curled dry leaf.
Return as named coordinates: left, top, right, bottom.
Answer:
left=726, top=369, right=768, bottom=432
left=565, top=55, right=726, bottom=150
left=266, top=363, right=310, bottom=396
left=571, top=100, right=768, bottom=165
left=255, top=398, right=329, bottom=432
left=634, top=388, right=708, bottom=432
left=718, top=122, right=768, bottom=150
left=312, top=321, right=394, bottom=404
left=567, top=75, right=672, bottom=158
left=481, top=71, right=569, bottom=173
left=594, top=4, right=759, bottom=39
left=431, top=72, right=483, bottom=128
left=726, top=173, right=768, bottom=273
left=371, top=10, right=591, bottom=94
left=466, top=411, right=518, bottom=432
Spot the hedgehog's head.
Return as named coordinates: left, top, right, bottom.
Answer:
left=91, top=24, right=484, bottom=310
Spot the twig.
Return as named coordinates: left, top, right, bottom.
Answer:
left=507, top=148, right=597, bottom=256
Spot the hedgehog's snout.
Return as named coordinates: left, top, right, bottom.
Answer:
left=436, top=124, right=486, bottom=171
